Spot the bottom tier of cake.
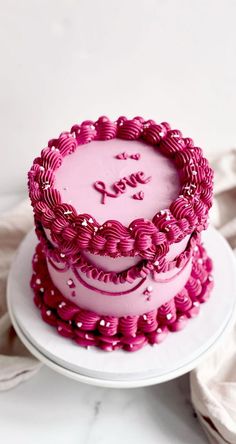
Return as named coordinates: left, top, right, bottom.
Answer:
left=30, top=242, right=213, bottom=352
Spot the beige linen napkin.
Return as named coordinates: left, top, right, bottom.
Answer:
left=191, top=149, right=236, bottom=444
left=0, top=200, right=41, bottom=390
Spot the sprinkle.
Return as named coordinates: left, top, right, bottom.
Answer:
left=94, top=227, right=98, bottom=232
left=60, top=253, right=66, bottom=258
left=88, top=218, right=93, bottom=223
left=192, top=171, right=197, bottom=175
left=46, top=310, right=51, bottom=316
left=100, top=319, right=105, bottom=326
left=67, top=279, right=74, bottom=286
left=81, top=219, right=88, bottom=226
left=85, top=334, right=89, bottom=339
left=160, top=210, right=166, bottom=215
left=43, top=184, right=50, bottom=190
left=132, top=191, right=144, bottom=200
left=193, top=301, right=200, bottom=307
left=147, top=285, right=153, bottom=293
left=40, top=287, right=44, bottom=292
left=154, top=260, right=159, bottom=266
left=112, top=341, right=117, bottom=346
left=143, top=314, right=147, bottom=321
left=130, top=153, right=141, bottom=160
left=116, top=152, right=128, bottom=160
left=159, top=131, right=164, bottom=137
left=106, top=322, right=111, bottom=327
left=59, top=302, right=66, bottom=308
left=39, top=166, right=45, bottom=171
left=130, top=344, right=133, bottom=349
left=166, top=313, right=172, bottom=320
left=157, top=327, right=162, bottom=333
left=50, top=290, right=55, bottom=295
left=77, top=322, right=83, bottom=328
left=36, top=278, right=41, bottom=284
left=64, top=210, right=72, bottom=215
left=166, top=215, right=171, bottom=221
left=172, top=134, right=180, bottom=138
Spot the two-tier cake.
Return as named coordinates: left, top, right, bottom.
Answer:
left=28, top=116, right=214, bottom=351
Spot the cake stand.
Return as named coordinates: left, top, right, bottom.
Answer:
left=7, top=227, right=236, bottom=388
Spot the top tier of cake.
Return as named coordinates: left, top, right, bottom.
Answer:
left=28, top=116, right=213, bottom=261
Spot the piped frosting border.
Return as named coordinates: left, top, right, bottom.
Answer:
left=28, top=116, right=213, bottom=259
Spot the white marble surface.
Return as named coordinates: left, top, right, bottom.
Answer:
left=0, top=366, right=207, bottom=444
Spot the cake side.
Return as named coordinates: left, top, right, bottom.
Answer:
left=31, top=239, right=213, bottom=352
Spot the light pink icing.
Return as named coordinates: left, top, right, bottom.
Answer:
left=54, top=139, right=180, bottom=225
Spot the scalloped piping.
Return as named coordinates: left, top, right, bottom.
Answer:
left=37, top=223, right=199, bottom=286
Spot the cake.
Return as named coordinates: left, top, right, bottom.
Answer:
left=28, top=116, right=214, bottom=352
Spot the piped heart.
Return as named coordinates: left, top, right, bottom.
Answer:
left=116, top=152, right=128, bottom=160
left=130, top=153, right=141, bottom=160
left=133, top=191, right=144, bottom=200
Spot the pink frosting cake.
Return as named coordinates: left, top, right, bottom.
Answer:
left=28, top=116, right=214, bottom=352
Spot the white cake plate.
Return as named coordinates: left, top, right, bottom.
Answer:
left=7, top=227, right=236, bottom=388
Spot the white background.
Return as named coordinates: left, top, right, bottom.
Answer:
left=1, top=1, right=236, bottom=442
left=1, top=0, right=236, bottom=197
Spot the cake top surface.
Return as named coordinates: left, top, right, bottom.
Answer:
left=28, top=116, right=213, bottom=258
left=54, top=138, right=180, bottom=226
